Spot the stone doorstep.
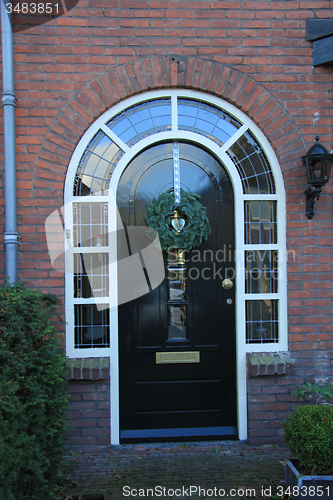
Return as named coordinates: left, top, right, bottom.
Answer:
left=247, top=351, right=293, bottom=377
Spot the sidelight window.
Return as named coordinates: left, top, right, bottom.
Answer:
left=243, top=198, right=280, bottom=344
left=71, top=201, right=110, bottom=348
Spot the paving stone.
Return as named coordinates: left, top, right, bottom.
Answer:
left=57, top=441, right=291, bottom=500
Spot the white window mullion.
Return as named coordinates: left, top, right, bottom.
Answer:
left=243, top=194, right=279, bottom=201
left=220, top=123, right=249, bottom=153
left=100, top=124, right=129, bottom=153
left=171, top=94, right=178, bottom=132
left=243, top=244, right=279, bottom=251
left=244, top=293, right=281, bottom=300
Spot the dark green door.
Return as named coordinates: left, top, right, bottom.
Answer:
left=117, top=142, right=237, bottom=441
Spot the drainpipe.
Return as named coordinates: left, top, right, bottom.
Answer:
left=1, top=0, right=18, bottom=284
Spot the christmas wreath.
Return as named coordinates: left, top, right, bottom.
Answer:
left=144, top=188, right=211, bottom=251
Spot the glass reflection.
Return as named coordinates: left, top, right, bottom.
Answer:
left=245, top=250, right=278, bottom=294
left=74, top=131, right=123, bottom=196
left=178, top=99, right=241, bottom=146
left=167, top=249, right=186, bottom=265
left=74, top=253, right=109, bottom=298
left=168, top=306, right=187, bottom=340
left=168, top=268, right=186, bottom=301
left=166, top=248, right=188, bottom=341
left=244, top=201, right=277, bottom=245
left=107, top=99, right=171, bottom=147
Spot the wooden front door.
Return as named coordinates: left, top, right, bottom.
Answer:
left=117, top=142, right=237, bottom=442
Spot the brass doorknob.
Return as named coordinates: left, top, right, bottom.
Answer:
left=222, top=278, right=233, bottom=290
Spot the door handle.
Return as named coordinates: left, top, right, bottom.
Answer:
left=222, top=278, right=233, bottom=290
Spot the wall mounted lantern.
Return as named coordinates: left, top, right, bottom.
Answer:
left=302, top=136, right=333, bottom=219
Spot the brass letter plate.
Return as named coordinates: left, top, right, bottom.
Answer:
left=156, top=351, right=200, bottom=364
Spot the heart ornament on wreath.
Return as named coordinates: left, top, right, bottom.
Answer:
left=171, top=217, right=185, bottom=233
left=170, top=209, right=186, bottom=233
left=144, top=188, right=211, bottom=251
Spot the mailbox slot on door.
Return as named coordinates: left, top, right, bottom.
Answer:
left=156, top=351, right=200, bottom=364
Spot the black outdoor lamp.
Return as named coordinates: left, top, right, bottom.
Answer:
left=302, top=136, right=333, bottom=219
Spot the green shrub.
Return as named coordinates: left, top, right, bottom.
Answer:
left=293, top=381, right=333, bottom=404
left=0, top=283, right=68, bottom=500
left=284, top=404, right=333, bottom=475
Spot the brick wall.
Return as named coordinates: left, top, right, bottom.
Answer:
left=67, top=378, right=111, bottom=453
left=65, top=358, right=110, bottom=452
left=247, top=349, right=333, bottom=445
left=0, top=0, right=333, bottom=444
left=248, top=377, right=289, bottom=445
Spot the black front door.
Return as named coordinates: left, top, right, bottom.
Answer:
left=117, top=142, right=237, bottom=441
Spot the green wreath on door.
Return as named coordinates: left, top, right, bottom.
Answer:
left=144, top=188, right=211, bottom=252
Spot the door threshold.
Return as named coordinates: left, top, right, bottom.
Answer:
left=120, top=426, right=237, bottom=443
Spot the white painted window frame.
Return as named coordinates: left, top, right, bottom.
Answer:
left=64, top=89, right=288, bottom=444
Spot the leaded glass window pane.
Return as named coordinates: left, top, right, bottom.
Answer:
left=178, top=99, right=241, bottom=146
left=74, top=304, right=110, bottom=348
left=245, top=250, right=278, bottom=294
left=73, top=203, right=108, bottom=247
left=227, top=131, right=275, bottom=194
left=246, top=300, right=278, bottom=343
left=244, top=201, right=277, bottom=245
left=74, top=131, right=123, bottom=196
left=74, top=253, right=109, bottom=298
left=106, top=99, right=171, bottom=147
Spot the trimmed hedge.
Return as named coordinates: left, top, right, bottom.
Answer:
left=284, top=404, right=333, bottom=475
left=0, top=284, right=68, bottom=500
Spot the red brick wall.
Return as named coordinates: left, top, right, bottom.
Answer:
left=67, top=378, right=111, bottom=453
left=1, top=0, right=333, bottom=444
left=248, top=377, right=288, bottom=445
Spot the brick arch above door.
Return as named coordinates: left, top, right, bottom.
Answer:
left=34, top=56, right=305, bottom=197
